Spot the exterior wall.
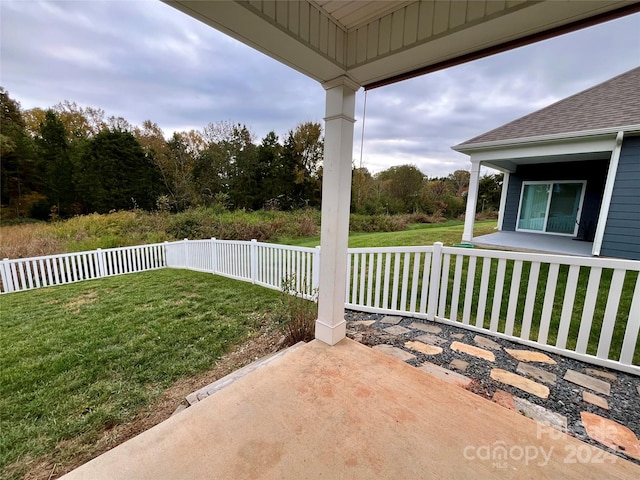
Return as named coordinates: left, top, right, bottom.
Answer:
left=501, top=159, right=609, bottom=240
left=600, top=136, right=640, bottom=260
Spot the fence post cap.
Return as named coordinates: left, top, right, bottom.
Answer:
left=251, top=239, right=257, bottom=243
left=184, top=238, right=188, bottom=241
left=434, top=241, right=444, bottom=247
left=315, top=246, right=321, bottom=250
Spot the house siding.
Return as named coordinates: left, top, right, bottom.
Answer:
left=501, top=159, right=609, bottom=240
left=600, top=136, right=640, bottom=260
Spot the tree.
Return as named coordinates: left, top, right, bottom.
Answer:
left=35, top=110, right=76, bottom=217
left=0, top=87, right=39, bottom=217
left=376, top=164, right=425, bottom=213
left=75, top=128, right=161, bottom=213
left=477, top=172, right=504, bottom=212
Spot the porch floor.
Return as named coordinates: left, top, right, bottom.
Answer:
left=473, top=231, right=594, bottom=256
left=60, top=339, right=638, bottom=480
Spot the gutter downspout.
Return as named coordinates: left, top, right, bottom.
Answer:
left=592, top=131, right=624, bottom=256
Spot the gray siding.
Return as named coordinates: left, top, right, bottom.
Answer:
left=600, top=136, right=640, bottom=260
left=500, top=159, right=608, bottom=239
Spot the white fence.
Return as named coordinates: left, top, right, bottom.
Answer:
left=2, top=239, right=638, bottom=374
left=346, top=243, right=639, bottom=375
left=165, top=238, right=320, bottom=298
left=0, top=243, right=166, bottom=293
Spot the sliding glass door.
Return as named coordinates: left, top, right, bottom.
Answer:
left=517, top=181, right=585, bottom=236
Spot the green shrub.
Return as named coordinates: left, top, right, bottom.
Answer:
left=271, top=276, right=317, bottom=345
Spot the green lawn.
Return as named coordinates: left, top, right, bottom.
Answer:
left=277, top=219, right=497, bottom=248
left=0, top=270, right=279, bottom=479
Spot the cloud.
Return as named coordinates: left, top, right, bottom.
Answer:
left=1, top=1, right=638, bottom=179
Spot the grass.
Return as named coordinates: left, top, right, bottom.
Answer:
left=278, top=219, right=498, bottom=248
left=0, top=269, right=280, bottom=479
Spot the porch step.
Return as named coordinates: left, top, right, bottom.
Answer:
left=185, top=341, right=306, bottom=406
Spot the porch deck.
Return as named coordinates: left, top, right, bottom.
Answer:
left=61, top=339, right=638, bottom=480
left=473, top=231, right=594, bottom=256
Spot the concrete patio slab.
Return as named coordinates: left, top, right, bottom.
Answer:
left=472, top=231, right=593, bottom=256
left=61, top=339, right=639, bottom=480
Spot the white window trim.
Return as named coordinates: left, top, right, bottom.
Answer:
left=515, top=180, right=587, bottom=237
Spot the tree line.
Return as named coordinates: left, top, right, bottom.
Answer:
left=1, top=87, right=502, bottom=221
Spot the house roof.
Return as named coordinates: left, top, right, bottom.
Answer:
left=457, top=66, right=640, bottom=147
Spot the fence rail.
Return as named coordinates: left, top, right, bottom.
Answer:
left=0, top=243, right=166, bottom=293
left=2, top=239, right=638, bottom=374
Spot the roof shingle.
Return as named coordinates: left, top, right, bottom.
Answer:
left=458, top=67, right=640, bottom=146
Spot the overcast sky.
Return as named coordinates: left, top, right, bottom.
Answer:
left=1, top=1, right=639, bottom=177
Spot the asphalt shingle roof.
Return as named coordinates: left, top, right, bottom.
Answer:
left=458, top=67, right=640, bottom=146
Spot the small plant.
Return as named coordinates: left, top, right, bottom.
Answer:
left=272, top=275, right=317, bottom=345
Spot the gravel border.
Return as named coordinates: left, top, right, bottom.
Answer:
left=345, top=310, right=640, bottom=465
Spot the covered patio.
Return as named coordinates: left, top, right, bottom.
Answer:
left=472, top=231, right=594, bottom=256
left=60, top=1, right=640, bottom=477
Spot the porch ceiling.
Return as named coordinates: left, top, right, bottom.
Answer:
left=165, top=1, right=639, bottom=88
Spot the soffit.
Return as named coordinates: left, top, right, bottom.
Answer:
left=166, top=1, right=639, bottom=88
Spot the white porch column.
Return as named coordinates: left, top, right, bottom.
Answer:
left=593, top=131, right=624, bottom=256
left=497, top=172, right=510, bottom=231
left=315, top=76, right=359, bottom=345
left=462, top=161, right=481, bottom=242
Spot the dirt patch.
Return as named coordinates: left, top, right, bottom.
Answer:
left=64, top=291, right=98, bottom=313
left=17, top=324, right=287, bottom=480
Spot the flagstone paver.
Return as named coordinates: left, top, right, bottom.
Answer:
left=585, top=368, right=617, bottom=382
left=490, top=368, right=550, bottom=399
left=637, top=385, right=640, bottom=396
left=450, top=333, right=465, bottom=339
left=379, top=315, right=402, bottom=324
left=449, top=359, right=468, bottom=372
left=492, top=390, right=515, bottom=410
left=404, top=341, right=443, bottom=356
left=418, top=362, right=472, bottom=388
left=415, top=333, right=448, bottom=346
left=581, top=412, right=640, bottom=460
left=473, top=335, right=501, bottom=350
left=451, top=341, right=495, bottom=361
left=372, top=344, right=416, bottom=362
left=564, top=369, right=611, bottom=396
left=383, top=325, right=411, bottom=336
left=514, top=397, right=567, bottom=432
left=516, top=362, right=557, bottom=385
left=583, top=391, right=610, bottom=410
left=410, top=322, right=442, bottom=334
left=350, top=320, right=376, bottom=327
left=505, top=348, right=556, bottom=364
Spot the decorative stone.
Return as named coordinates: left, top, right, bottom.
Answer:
left=490, top=368, right=550, bottom=399
left=473, top=335, right=501, bottom=350
left=449, top=359, right=469, bottom=372
left=637, top=385, right=640, bottom=396
left=379, top=316, right=402, bottom=325
left=372, top=344, right=416, bottom=362
left=585, top=368, right=617, bottom=382
left=415, top=333, right=447, bottom=346
left=580, top=412, right=640, bottom=460
left=516, top=362, right=557, bottom=385
left=350, top=320, right=376, bottom=327
left=451, top=341, right=495, bottom=362
left=450, top=333, right=465, bottom=339
left=514, top=397, right=567, bottom=432
left=404, top=341, right=443, bottom=355
left=410, top=322, right=442, bottom=334
left=492, top=390, right=515, bottom=410
left=418, top=362, right=472, bottom=388
left=505, top=348, right=556, bottom=364
left=583, top=392, right=609, bottom=410
left=564, top=370, right=611, bottom=396
left=383, top=325, right=411, bottom=336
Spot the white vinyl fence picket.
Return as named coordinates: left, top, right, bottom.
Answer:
left=2, top=239, right=638, bottom=374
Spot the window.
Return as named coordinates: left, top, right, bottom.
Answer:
left=517, top=181, right=586, bottom=236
